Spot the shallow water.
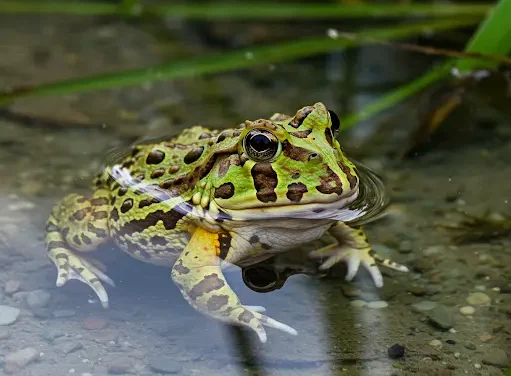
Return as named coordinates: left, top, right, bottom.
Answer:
left=0, top=10, right=510, bottom=376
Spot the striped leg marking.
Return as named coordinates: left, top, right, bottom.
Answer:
left=309, top=222, right=408, bottom=287
left=171, top=227, right=297, bottom=343
left=45, top=192, right=114, bottom=308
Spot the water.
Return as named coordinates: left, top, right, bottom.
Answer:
left=0, top=9, right=510, bottom=376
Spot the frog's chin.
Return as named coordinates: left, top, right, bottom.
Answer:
left=218, top=188, right=365, bottom=222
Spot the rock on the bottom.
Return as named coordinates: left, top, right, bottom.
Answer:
left=148, top=356, right=183, bottom=374
left=0, top=305, right=20, bottom=326
left=482, top=348, right=509, bottom=368
left=426, top=305, right=454, bottom=330
left=4, top=347, right=39, bottom=373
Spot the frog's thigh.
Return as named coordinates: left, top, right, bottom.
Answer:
left=171, top=227, right=297, bottom=343
left=46, top=190, right=114, bottom=308
left=310, top=222, right=408, bottom=287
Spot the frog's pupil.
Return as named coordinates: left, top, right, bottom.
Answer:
left=250, top=134, right=271, bottom=152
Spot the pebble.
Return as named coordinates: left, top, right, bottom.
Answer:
left=4, top=280, right=20, bottom=295
left=423, top=245, right=446, bottom=256
left=3, top=347, right=39, bottom=373
left=26, top=289, right=51, bottom=309
left=466, top=292, right=491, bottom=305
left=83, top=317, right=108, bottom=330
left=427, top=305, right=454, bottom=330
left=367, top=301, right=388, bottom=309
left=349, top=300, right=367, bottom=308
left=459, top=306, right=475, bottom=316
left=464, top=341, right=476, bottom=350
left=148, top=356, right=183, bottom=374
left=428, top=339, right=442, bottom=348
left=59, top=342, right=83, bottom=355
left=0, top=305, right=20, bottom=326
left=398, top=240, right=413, bottom=254
left=411, top=301, right=437, bottom=313
left=107, top=358, right=134, bottom=374
left=387, top=344, right=405, bottom=358
left=41, top=328, right=65, bottom=343
left=341, top=286, right=360, bottom=297
left=53, top=309, right=77, bottom=318
left=479, top=333, right=493, bottom=342
left=482, top=348, right=509, bottom=368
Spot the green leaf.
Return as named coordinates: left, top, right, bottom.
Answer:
left=456, top=0, right=511, bottom=72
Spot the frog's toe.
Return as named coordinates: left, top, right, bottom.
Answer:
left=231, top=306, right=297, bottom=343
left=244, top=305, right=266, bottom=313
left=52, top=251, right=113, bottom=308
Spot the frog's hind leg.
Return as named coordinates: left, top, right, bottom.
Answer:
left=171, top=227, right=297, bottom=343
left=45, top=190, right=114, bottom=308
left=310, top=222, right=408, bottom=287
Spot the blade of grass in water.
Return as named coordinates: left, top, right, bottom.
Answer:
left=0, top=18, right=480, bottom=105
left=343, top=0, right=511, bottom=130
left=0, top=1, right=492, bottom=19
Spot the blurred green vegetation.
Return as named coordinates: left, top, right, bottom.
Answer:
left=0, top=0, right=510, bottom=130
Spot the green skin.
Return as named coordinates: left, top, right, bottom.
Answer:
left=45, top=102, right=408, bottom=343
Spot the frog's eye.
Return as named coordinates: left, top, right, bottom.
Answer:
left=243, top=129, right=280, bottom=162
left=328, top=110, right=340, bottom=136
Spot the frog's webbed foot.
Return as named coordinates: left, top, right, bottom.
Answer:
left=309, top=223, right=408, bottom=287
left=45, top=193, right=114, bottom=308
left=172, top=228, right=297, bottom=343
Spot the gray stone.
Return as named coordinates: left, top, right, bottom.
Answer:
left=3, top=347, right=39, bottom=373
left=0, top=305, right=20, bottom=326
left=26, top=289, right=51, bottom=309
left=148, top=356, right=183, bottom=374
left=427, top=305, right=454, bottom=330
left=482, top=348, right=509, bottom=368
left=41, top=328, right=65, bottom=343
left=59, top=341, right=83, bottom=355
left=466, top=292, right=491, bottom=305
left=398, top=240, right=413, bottom=254
left=52, top=309, right=76, bottom=318
left=411, top=301, right=437, bottom=313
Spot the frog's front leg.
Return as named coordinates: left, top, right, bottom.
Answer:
left=171, top=227, right=297, bottom=343
left=309, top=222, right=408, bottom=287
left=45, top=191, right=114, bottom=308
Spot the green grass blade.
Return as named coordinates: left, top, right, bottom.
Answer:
left=341, top=64, right=451, bottom=130
left=0, top=18, right=480, bottom=105
left=456, top=0, right=511, bottom=72
left=0, top=1, right=492, bottom=19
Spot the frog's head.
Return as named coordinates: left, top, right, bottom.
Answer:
left=210, top=102, right=360, bottom=219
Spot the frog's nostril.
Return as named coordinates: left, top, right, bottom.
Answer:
left=242, top=266, right=278, bottom=293
left=308, top=153, right=320, bottom=161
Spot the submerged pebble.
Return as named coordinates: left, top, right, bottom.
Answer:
left=466, top=292, right=491, bottom=305
left=411, top=301, right=437, bottom=313
left=0, top=305, right=20, bottom=326
left=427, top=305, right=454, bottom=330
left=367, top=301, right=388, bottom=309
left=3, top=347, right=39, bottom=373
left=459, top=306, right=475, bottom=316
left=482, top=348, right=509, bottom=367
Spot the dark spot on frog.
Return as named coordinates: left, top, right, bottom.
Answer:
left=251, top=162, right=278, bottom=203
left=118, top=187, right=128, bottom=197
left=184, top=146, right=205, bottom=164
left=290, top=129, right=312, bottom=138
left=146, top=150, right=165, bottom=165
left=207, top=295, right=229, bottom=311
left=216, top=132, right=228, bottom=143
left=313, top=208, right=325, bottom=213
left=119, top=209, right=186, bottom=236
left=91, top=197, right=109, bottom=206
left=87, top=223, right=107, bottom=238
left=81, top=234, right=92, bottom=245
left=292, top=172, right=300, bottom=179
left=286, top=182, right=308, bottom=202
left=198, top=132, right=211, bottom=140
left=214, top=183, right=235, bottom=199
left=282, top=140, right=309, bottom=162
left=151, top=235, right=167, bottom=246
left=174, top=259, right=190, bottom=275
left=45, top=222, right=59, bottom=233
left=150, top=168, right=165, bottom=179
left=168, top=165, right=180, bottom=174
left=110, top=196, right=116, bottom=206
left=122, top=158, right=135, bottom=169
left=77, top=197, right=88, bottom=203
left=339, top=162, right=358, bottom=189
left=249, top=235, right=259, bottom=244
left=289, top=106, right=313, bottom=128
left=120, top=198, right=134, bottom=213
left=138, top=197, right=160, bottom=209
left=316, top=166, right=344, bottom=195
left=218, top=233, right=232, bottom=259
left=73, top=235, right=81, bottom=245
left=232, top=130, right=241, bottom=137
left=238, top=310, right=255, bottom=323
left=188, top=273, right=225, bottom=300
left=92, top=211, right=108, bottom=220
left=70, top=209, right=87, bottom=221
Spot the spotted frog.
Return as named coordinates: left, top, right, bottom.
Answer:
left=45, top=102, right=407, bottom=342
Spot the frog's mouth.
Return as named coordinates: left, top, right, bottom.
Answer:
left=216, top=161, right=389, bottom=225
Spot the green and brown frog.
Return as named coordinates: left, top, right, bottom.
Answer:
left=45, top=102, right=407, bottom=342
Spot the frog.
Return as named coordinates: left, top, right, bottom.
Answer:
left=45, top=102, right=408, bottom=343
